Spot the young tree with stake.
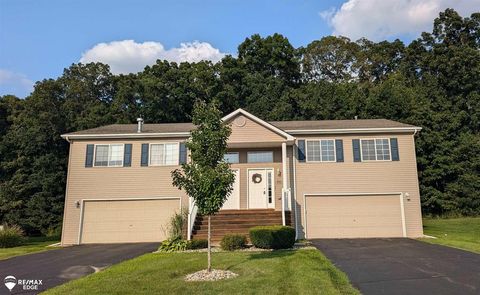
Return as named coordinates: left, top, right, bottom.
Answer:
left=172, top=100, right=235, bottom=272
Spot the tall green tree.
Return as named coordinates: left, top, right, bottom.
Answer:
left=172, top=101, right=235, bottom=272
left=238, top=33, right=301, bottom=84
left=302, top=36, right=360, bottom=82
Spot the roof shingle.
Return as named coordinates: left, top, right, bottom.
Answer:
left=63, top=118, right=418, bottom=137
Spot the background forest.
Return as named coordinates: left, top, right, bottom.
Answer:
left=1, top=9, right=479, bottom=235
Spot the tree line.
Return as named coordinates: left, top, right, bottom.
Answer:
left=1, top=9, right=479, bottom=235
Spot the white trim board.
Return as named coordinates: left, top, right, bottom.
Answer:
left=222, top=108, right=295, bottom=141
left=303, top=192, right=407, bottom=239
left=77, top=196, right=182, bottom=245
left=62, top=132, right=190, bottom=141
left=286, top=127, right=421, bottom=135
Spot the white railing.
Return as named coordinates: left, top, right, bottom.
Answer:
left=187, top=198, right=198, bottom=240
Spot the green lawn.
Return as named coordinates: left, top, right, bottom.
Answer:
left=46, top=249, right=359, bottom=295
left=420, top=217, right=480, bottom=253
left=0, top=236, right=60, bottom=260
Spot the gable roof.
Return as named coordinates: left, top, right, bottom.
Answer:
left=61, top=109, right=421, bottom=140
left=223, top=108, right=295, bottom=141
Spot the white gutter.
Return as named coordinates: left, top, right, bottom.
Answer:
left=285, top=127, right=422, bottom=135
left=60, top=132, right=190, bottom=140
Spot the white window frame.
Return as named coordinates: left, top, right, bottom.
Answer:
left=93, top=144, right=125, bottom=167
left=224, top=152, right=240, bottom=164
left=247, top=151, right=274, bottom=163
left=305, top=139, right=336, bottom=163
left=149, top=142, right=180, bottom=166
left=360, top=138, right=392, bottom=162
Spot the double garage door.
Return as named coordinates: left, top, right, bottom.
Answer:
left=80, top=198, right=180, bottom=244
left=305, top=194, right=406, bottom=238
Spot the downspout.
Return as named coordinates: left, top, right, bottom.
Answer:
left=281, top=142, right=287, bottom=226
left=292, top=139, right=299, bottom=239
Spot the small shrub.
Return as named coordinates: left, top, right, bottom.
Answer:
left=187, top=239, right=208, bottom=250
left=166, top=210, right=187, bottom=240
left=220, top=234, right=247, bottom=251
left=45, top=225, right=62, bottom=239
left=0, top=224, right=25, bottom=248
left=158, top=238, right=188, bottom=252
left=249, top=225, right=295, bottom=249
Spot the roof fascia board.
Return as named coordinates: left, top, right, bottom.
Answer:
left=61, top=132, right=190, bottom=140
left=285, top=127, right=422, bottom=135
left=222, top=108, right=295, bottom=141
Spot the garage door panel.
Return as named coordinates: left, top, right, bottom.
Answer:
left=306, top=195, right=403, bottom=238
left=81, top=199, right=179, bottom=244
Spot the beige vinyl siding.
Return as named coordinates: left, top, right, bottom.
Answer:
left=80, top=198, right=180, bottom=243
left=228, top=115, right=285, bottom=144
left=295, top=133, right=423, bottom=238
left=61, top=138, right=188, bottom=245
left=305, top=195, right=404, bottom=238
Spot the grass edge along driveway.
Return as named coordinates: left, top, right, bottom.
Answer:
left=46, top=248, right=359, bottom=295
left=0, top=237, right=59, bottom=260
left=420, top=217, right=480, bottom=253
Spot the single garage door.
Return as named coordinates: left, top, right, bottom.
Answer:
left=305, top=194, right=405, bottom=238
left=80, top=198, right=180, bottom=244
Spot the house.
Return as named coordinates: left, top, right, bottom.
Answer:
left=60, top=108, right=424, bottom=245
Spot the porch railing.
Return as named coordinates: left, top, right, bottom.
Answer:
left=187, top=198, right=198, bottom=241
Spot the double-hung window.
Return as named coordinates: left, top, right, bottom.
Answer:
left=94, top=144, right=124, bottom=167
left=306, top=140, right=336, bottom=162
left=150, top=143, right=179, bottom=166
left=361, top=138, right=391, bottom=161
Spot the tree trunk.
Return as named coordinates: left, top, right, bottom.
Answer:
left=207, top=215, right=211, bottom=272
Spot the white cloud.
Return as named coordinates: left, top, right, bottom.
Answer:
left=319, top=7, right=336, bottom=25
left=0, top=69, right=34, bottom=97
left=79, top=40, right=227, bottom=74
left=320, top=0, right=480, bottom=41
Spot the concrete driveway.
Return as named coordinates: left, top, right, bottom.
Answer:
left=311, top=238, right=480, bottom=295
left=0, top=243, right=158, bottom=294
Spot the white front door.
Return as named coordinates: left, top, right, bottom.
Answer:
left=222, top=169, right=240, bottom=210
left=248, top=168, right=274, bottom=209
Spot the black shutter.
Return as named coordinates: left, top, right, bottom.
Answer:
left=352, top=139, right=361, bottom=162
left=179, top=142, right=187, bottom=164
left=85, top=144, right=94, bottom=167
left=335, top=139, right=344, bottom=162
left=123, top=144, right=132, bottom=167
left=298, top=140, right=306, bottom=162
left=141, top=143, right=149, bottom=166
left=390, top=138, right=399, bottom=161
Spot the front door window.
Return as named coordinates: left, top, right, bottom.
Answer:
left=267, top=170, right=273, bottom=206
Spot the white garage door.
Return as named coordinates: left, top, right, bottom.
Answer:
left=305, top=194, right=405, bottom=238
left=80, top=198, right=180, bottom=244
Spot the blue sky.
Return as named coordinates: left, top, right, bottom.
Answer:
left=0, top=0, right=478, bottom=97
